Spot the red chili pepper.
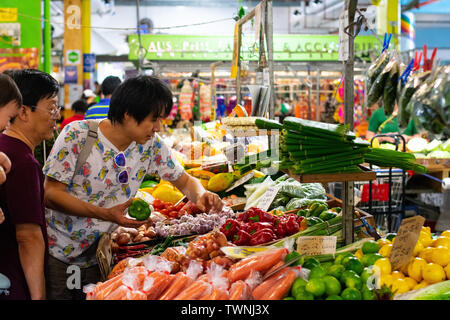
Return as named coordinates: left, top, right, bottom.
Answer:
left=118, top=244, right=149, bottom=251
left=220, top=219, right=241, bottom=239
left=250, top=228, right=277, bottom=246
left=246, top=222, right=274, bottom=235
left=232, top=229, right=252, bottom=246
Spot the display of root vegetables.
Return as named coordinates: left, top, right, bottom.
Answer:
left=85, top=239, right=299, bottom=301
left=111, top=225, right=157, bottom=259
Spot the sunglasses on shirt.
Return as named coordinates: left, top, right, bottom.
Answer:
left=114, top=152, right=129, bottom=184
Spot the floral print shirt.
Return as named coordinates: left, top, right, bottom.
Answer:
left=43, top=120, right=184, bottom=267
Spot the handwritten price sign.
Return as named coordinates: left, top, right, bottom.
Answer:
left=296, top=236, right=337, bottom=256
left=389, top=215, right=425, bottom=271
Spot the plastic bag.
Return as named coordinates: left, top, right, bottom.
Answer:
left=383, top=59, right=400, bottom=116
left=367, top=56, right=397, bottom=107
left=366, top=50, right=390, bottom=95
left=410, top=66, right=450, bottom=136
left=178, top=81, right=194, bottom=120
left=285, top=197, right=326, bottom=211
left=398, top=71, right=431, bottom=129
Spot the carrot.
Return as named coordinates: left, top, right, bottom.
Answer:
left=264, top=260, right=285, bottom=276
left=174, top=280, right=212, bottom=300
left=159, top=273, right=194, bottom=300
left=108, top=258, right=130, bottom=279
left=229, top=280, right=247, bottom=300
left=199, top=288, right=226, bottom=300
left=94, top=276, right=124, bottom=300
left=145, top=272, right=171, bottom=300
left=104, top=285, right=130, bottom=300
left=227, top=248, right=286, bottom=283
left=251, top=268, right=290, bottom=300
left=260, top=269, right=296, bottom=300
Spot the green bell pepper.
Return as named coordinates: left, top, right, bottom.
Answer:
left=128, top=198, right=151, bottom=221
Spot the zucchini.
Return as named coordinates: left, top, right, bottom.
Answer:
left=306, top=216, right=324, bottom=227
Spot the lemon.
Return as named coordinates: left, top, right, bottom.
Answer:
left=413, top=280, right=429, bottom=291
left=403, top=277, right=417, bottom=290
left=391, top=270, right=405, bottom=280
left=432, top=236, right=450, bottom=249
left=441, top=230, right=450, bottom=238
left=412, top=241, right=424, bottom=257
left=378, top=244, right=393, bottom=257
left=377, top=238, right=392, bottom=247
left=391, top=278, right=410, bottom=295
left=418, top=247, right=435, bottom=263
left=373, top=258, right=392, bottom=275
left=430, top=246, right=450, bottom=267
left=380, top=273, right=394, bottom=288
left=418, top=231, right=433, bottom=247
left=355, top=249, right=363, bottom=260
left=422, top=263, right=446, bottom=284
left=407, top=257, right=427, bottom=282
left=444, top=264, right=450, bottom=279
left=421, top=226, right=431, bottom=234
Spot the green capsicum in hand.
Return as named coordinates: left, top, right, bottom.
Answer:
left=128, top=198, right=151, bottom=221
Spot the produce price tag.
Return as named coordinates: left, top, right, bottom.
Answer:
left=296, top=236, right=337, bottom=256
left=256, top=184, right=282, bottom=212
left=389, top=215, right=425, bottom=270
left=225, top=171, right=255, bottom=193
left=220, top=246, right=271, bottom=259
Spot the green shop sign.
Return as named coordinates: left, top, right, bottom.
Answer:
left=128, top=34, right=380, bottom=61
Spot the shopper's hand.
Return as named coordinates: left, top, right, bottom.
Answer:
left=105, top=198, right=151, bottom=228
left=196, top=191, right=224, bottom=213
left=0, top=152, right=11, bottom=185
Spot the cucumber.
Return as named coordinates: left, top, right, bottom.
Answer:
left=318, top=210, right=338, bottom=221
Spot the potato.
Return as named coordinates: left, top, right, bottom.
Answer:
left=140, top=237, right=151, bottom=242
left=133, top=233, right=144, bottom=243
left=116, top=233, right=131, bottom=245
left=144, top=228, right=156, bottom=239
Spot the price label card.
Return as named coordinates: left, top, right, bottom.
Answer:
left=296, top=236, right=337, bottom=256
left=225, top=171, right=254, bottom=193
left=256, top=184, right=282, bottom=212
left=220, top=246, right=270, bottom=259
left=389, top=215, right=425, bottom=271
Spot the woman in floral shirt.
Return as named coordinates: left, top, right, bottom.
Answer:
left=43, top=75, right=223, bottom=300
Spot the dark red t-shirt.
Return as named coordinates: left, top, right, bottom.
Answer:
left=0, top=133, right=48, bottom=300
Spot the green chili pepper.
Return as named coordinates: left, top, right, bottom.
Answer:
left=128, top=198, right=151, bottom=221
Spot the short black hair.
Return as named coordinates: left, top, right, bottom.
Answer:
left=101, top=76, right=122, bottom=96
left=0, top=73, right=22, bottom=108
left=71, top=99, right=88, bottom=113
left=11, top=69, right=59, bottom=109
left=108, top=75, right=173, bottom=125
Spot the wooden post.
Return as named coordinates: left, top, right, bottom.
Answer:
left=265, top=0, right=275, bottom=119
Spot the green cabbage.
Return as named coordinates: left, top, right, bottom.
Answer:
left=406, top=137, right=428, bottom=153
left=426, top=139, right=443, bottom=152
left=443, top=138, right=450, bottom=152
left=427, top=150, right=450, bottom=159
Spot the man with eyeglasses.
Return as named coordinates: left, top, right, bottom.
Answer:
left=42, top=75, right=224, bottom=300
left=0, top=69, right=60, bottom=300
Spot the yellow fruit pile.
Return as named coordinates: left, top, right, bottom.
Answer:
left=376, top=228, right=450, bottom=296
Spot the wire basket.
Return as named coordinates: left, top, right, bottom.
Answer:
left=354, top=168, right=407, bottom=234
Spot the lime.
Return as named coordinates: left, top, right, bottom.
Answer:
left=325, top=295, right=343, bottom=300
left=345, top=274, right=362, bottom=290
left=323, top=275, right=342, bottom=296
left=361, top=253, right=384, bottom=267
left=283, top=296, right=295, bottom=300
left=362, top=240, right=380, bottom=254
left=345, top=258, right=364, bottom=275
left=327, top=264, right=345, bottom=279
left=334, top=252, right=354, bottom=265
left=340, top=270, right=358, bottom=285
left=386, top=233, right=396, bottom=242
left=285, top=251, right=303, bottom=266
left=291, top=277, right=308, bottom=297
left=341, top=287, right=362, bottom=300
left=361, top=286, right=377, bottom=300
left=303, top=257, right=321, bottom=270
left=360, top=267, right=375, bottom=285
left=342, top=255, right=358, bottom=268
left=294, top=287, right=315, bottom=300
left=305, top=278, right=326, bottom=297
left=309, top=266, right=328, bottom=279
left=322, top=262, right=333, bottom=271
